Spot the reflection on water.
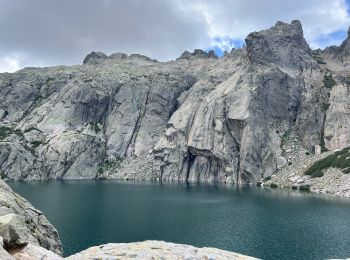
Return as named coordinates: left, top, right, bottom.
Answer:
left=8, top=180, right=350, bottom=260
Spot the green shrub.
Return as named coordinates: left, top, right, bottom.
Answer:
left=341, top=167, right=350, bottom=174
left=313, top=56, right=326, bottom=64
left=311, top=170, right=324, bottom=178
left=316, top=59, right=326, bottom=64
left=0, top=172, right=6, bottom=179
left=305, top=147, right=350, bottom=177
left=30, top=140, right=46, bottom=149
left=270, top=183, right=278, bottom=188
left=299, top=185, right=310, bottom=192
left=24, top=127, right=42, bottom=133
left=323, top=74, right=336, bottom=89
left=0, top=127, right=23, bottom=141
left=89, top=122, right=102, bottom=133
left=291, top=185, right=298, bottom=190
left=264, top=176, right=272, bottom=181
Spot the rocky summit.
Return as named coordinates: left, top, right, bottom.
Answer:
left=0, top=20, right=349, bottom=196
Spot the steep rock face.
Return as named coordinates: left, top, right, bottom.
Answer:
left=323, top=27, right=350, bottom=64
left=0, top=180, right=62, bottom=255
left=0, top=20, right=349, bottom=184
left=0, top=59, right=196, bottom=180
left=324, top=82, right=350, bottom=150
left=150, top=21, right=322, bottom=183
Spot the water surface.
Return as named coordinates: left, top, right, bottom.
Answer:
left=8, top=181, right=350, bottom=259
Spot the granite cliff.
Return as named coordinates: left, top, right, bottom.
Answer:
left=0, top=21, right=349, bottom=195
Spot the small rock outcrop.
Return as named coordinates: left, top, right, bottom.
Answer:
left=83, top=51, right=109, bottom=65
left=178, top=49, right=218, bottom=60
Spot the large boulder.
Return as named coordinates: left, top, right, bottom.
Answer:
left=0, top=180, right=62, bottom=255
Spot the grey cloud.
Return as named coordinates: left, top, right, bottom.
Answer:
left=0, top=0, right=210, bottom=67
left=0, top=0, right=349, bottom=71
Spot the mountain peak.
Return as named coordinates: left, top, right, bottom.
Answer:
left=245, top=20, right=311, bottom=69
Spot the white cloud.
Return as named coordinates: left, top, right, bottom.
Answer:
left=175, top=0, right=350, bottom=49
left=0, top=55, right=21, bottom=73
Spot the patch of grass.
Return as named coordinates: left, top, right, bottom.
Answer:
left=264, top=176, right=272, bottom=181
left=305, top=147, right=350, bottom=177
left=323, top=74, right=336, bottom=89
left=270, top=183, right=278, bottom=188
left=299, top=185, right=310, bottom=192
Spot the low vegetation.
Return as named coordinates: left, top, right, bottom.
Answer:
left=313, top=55, right=326, bottom=64
left=323, top=74, right=336, bottom=89
left=0, top=172, right=6, bottom=179
left=0, top=126, right=23, bottom=141
left=299, top=185, right=310, bottom=192
left=98, top=156, right=123, bottom=175
left=270, top=183, right=278, bottom=188
left=90, top=122, right=102, bottom=133
left=30, top=140, right=47, bottom=149
left=305, top=147, right=350, bottom=178
left=24, top=127, right=42, bottom=133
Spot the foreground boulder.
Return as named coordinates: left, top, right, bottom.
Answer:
left=0, top=180, right=62, bottom=255
left=67, top=241, right=258, bottom=260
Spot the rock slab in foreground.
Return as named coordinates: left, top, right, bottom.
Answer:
left=67, top=240, right=259, bottom=260
left=0, top=180, right=62, bottom=255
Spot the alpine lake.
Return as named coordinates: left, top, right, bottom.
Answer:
left=8, top=180, right=350, bottom=260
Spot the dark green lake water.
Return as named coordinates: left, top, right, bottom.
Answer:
left=8, top=180, right=350, bottom=260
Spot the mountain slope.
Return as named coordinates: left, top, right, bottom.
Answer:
left=0, top=20, right=348, bottom=190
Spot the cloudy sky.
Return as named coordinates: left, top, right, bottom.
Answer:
left=1, top=0, right=350, bottom=72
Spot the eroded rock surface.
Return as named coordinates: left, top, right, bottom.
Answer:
left=0, top=20, right=349, bottom=189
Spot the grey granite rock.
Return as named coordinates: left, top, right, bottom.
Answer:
left=0, top=20, right=349, bottom=191
left=67, top=241, right=259, bottom=260
left=0, top=180, right=62, bottom=255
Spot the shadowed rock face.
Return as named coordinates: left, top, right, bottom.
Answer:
left=0, top=20, right=349, bottom=184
